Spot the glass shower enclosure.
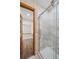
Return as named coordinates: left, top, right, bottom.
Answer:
left=38, top=1, right=59, bottom=59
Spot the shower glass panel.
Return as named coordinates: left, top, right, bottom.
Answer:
left=20, top=7, right=33, bottom=58
left=39, top=4, right=59, bottom=59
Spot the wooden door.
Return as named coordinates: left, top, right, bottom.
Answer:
left=20, top=2, right=35, bottom=59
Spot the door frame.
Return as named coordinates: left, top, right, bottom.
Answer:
left=20, top=2, right=36, bottom=55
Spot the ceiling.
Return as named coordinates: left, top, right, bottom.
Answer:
left=21, top=0, right=53, bottom=9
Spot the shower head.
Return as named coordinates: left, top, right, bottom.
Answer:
left=51, top=0, right=54, bottom=6
left=51, top=0, right=59, bottom=7
left=51, top=0, right=54, bottom=3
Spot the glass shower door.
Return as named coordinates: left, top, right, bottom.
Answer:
left=39, top=4, right=59, bottom=59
